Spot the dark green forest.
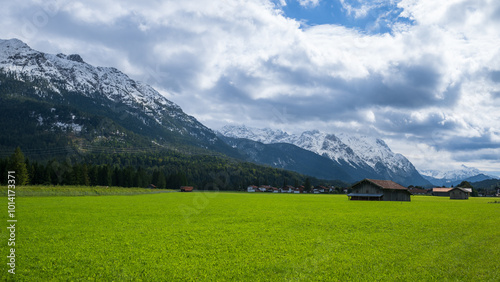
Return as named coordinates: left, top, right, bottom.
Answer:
left=0, top=147, right=347, bottom=190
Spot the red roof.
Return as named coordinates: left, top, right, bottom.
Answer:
left=358, top=179, right=408, bottom=190
left=181, top=186, right=193, bottom=191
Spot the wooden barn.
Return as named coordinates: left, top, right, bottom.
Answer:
left=180, top=186, right=193, bottom=192
left=449, top=187, right=470, bottom=200
left=348, top=179, right=411, bottom=202
left=432, top=188, right=453, bottom=196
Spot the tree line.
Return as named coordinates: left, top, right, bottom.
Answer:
left=0, top=147, right=345, bottom=190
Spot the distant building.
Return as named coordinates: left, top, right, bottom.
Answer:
left=180, top=186, right=193, bottom=192
left=432, top=188, right=453, bottom=197
left=348, top=179, right=411, bottom=201
left=148, top=184, right=157, bottom=189
left=247, top=185, right=257, bottom=192
left=408, top=187, right=428, bottom=195
left=449, top=187, right=470, bottom=200
left=258, top=185, right=272, bottom=192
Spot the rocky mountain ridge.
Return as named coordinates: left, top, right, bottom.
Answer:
left=219, top=125, right=430, bottom=186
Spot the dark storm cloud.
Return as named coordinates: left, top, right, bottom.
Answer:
left=489, top=70, right=500, bottom=83
left=439, top=133, right=500, bottom=151
left=203, top=54, right=459, bottom=131
left=372, top=111, right=457, bottom=136
left=453, top=151, right=500, bottom=162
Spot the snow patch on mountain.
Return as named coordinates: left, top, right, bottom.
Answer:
left=0, top=38, right=214, bottom=140
left=336, top=133, right=414, bottom=174
left=219, top=125, right=415, bottom=175
left=419, top=165, right=492, bottom=181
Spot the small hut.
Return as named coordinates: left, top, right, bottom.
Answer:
left=348, top=179, right=411, bottom=201
left=180, top=186, right=194, bottom=192
left=449, top=187, right=470, bottom=200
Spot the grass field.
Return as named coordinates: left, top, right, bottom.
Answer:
left=1, top=190, right=499, bottom=281
left=0, top=185, right=175, bottom=197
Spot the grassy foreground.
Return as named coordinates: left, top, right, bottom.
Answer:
left=0, top=185, right=175, bottom=197
left=1, top=191, right=499, bottom=281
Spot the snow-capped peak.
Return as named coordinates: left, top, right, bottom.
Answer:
left=0, top=38, right=179, bottom=109
left=219, top=125, right=414, bottom=173
left=419, top=165, right=482, bottom=180
left=219, top=125, right=291, bottom=144
left=0, top=38, right=213, bottom=140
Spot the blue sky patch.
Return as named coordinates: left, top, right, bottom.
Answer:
left=275, top=0, right=413, bottom=34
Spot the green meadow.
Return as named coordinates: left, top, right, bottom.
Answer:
left=1, top=189, right=499, bottom=281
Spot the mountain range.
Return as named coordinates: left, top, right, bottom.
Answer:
left=218, top=125, right=430, bottom=186
left=0, top=38, right=491, bottom=187
left=419, top=165, right=497, bottom=187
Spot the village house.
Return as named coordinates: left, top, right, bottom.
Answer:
left=449, top=187, right=470, bottom=200
left=313, top=186, right=328, bottom=194
left=266, top=186, right=278, bottom=192
left=347, top=179, right=412, bottom=201
left=257, top=185, right=268, bottom=192
left=247, top=185, right=257, bottom=192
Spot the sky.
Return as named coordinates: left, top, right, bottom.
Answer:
left=1, top=0, right=499, bottom=175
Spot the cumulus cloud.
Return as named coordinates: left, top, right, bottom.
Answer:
left=0, top=0, right=499, bottom=172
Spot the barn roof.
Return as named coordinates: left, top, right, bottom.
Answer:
left=356, top=179, right=408, bottom=190
left=432, top=188, right=453, bottom=193
left=450, top=187, right=472, bottom=193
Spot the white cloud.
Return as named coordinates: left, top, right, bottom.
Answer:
left=0, top=0, right=499, bottom=173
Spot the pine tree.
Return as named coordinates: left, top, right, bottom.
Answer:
left=304, top=178, right=311, bottom=192
left=9, top=147, right=29, bottom=185
left=157, top=171, right=167, bottom=189
left=98, top=165, right=111, bottom=186
left=43, top=165, right=52, bottom=185
left=152, top=170, right=160, bottom=186
left=81, top=164, right=90, bottom=186
left=88, top=166, right=98, bottom=186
